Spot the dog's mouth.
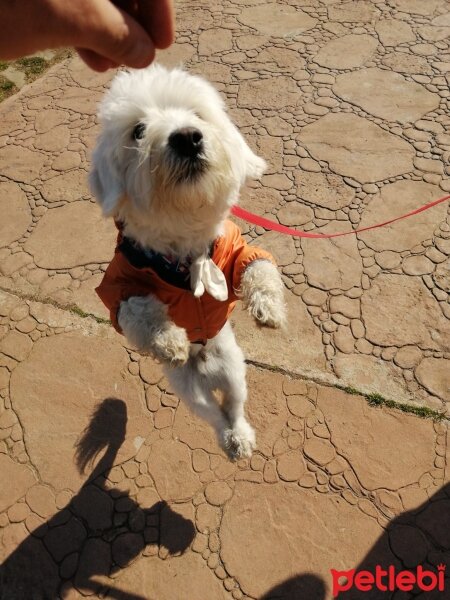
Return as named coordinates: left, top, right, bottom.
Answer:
left=165, top=127, right=208, bottom=184
left=170, top=155, right=207, bottom=183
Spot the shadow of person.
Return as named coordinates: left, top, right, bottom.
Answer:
left=332, top=482, right=450, bottom=600
left=0, top=398, right=195, bottom=600
left=260, top=573, right=326, bottom=599
left=258, top=483, right=449, bottom=600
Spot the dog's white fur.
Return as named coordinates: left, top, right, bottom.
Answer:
left=91, top=65, right=286, bottom=459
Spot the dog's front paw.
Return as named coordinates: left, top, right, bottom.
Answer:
left=248, top=293, right=286, bottom=328
left=240, top=260, right=286, bottom=328
left=221, top=420, right=256, bottom=461
left=152, top=324, right=190, bottom=367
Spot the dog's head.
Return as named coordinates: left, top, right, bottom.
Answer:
left=90, top=65, right=265, bottom=252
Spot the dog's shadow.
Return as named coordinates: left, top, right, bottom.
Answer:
left=0, top=398, right=195, bottom=600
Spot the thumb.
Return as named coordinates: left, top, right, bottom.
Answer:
left=77, top=0, right=156, bottom=69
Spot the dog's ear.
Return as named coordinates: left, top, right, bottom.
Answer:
left=89, top=137, right=124, bottom=217
left=240, top=139, right=267, bottom=180
left=226, top=120, right=266, bottom=184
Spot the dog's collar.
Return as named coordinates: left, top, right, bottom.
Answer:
left=118, top=235, right=199, bottom=290
left=115, top=221, right=227, bottom=300
left=116, top=221, right=219, bottom=290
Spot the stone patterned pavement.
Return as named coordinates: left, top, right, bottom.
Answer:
left=0, top=0, right=449, bottom=413
left=0, top=0, right=449, bottom=598
left=0, top=290, right=449, bottom=599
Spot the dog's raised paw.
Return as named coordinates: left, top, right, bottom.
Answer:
left=239, top=260, right=286, bottom=328
left=153, top=324, right=190, bottom=366
left=249, top=294, right=286, bottom=329
left=221, top=421, right=256, bottom=461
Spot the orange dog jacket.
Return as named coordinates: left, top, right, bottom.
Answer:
left=96, top=220, right=275, bottom=344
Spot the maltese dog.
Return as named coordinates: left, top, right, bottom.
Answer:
left=91, top=65, right=286, bottom=460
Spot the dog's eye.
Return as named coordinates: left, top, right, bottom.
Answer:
left=132, top=123, right=146, bottom=140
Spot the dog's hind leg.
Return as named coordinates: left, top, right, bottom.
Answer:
left=206, top=323, right=256, bottom=460
left=164, top=358, right=232, bottom=455
left=164, top=330, right=255, bottom=460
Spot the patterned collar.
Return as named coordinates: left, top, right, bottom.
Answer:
left=118, top=233, right=213, bottom=291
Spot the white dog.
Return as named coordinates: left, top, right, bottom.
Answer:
left=91, top=65, right=286, bottom=460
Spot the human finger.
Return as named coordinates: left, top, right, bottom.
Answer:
left=76, top=48, right=118, bottom=72
left=136, top=0, right=175, bottom=50
left=77, top=0, right=156, bottom=68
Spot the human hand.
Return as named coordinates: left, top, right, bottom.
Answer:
left=0, top=0, right=175, bottom=72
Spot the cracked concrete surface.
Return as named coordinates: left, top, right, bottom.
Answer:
left=0, top=0, right=449, bottom=598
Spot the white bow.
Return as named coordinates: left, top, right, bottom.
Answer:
left=190, top=254, right=228, bottom=301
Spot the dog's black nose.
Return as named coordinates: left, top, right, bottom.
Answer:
left=168, top=127, right=203, bottom=158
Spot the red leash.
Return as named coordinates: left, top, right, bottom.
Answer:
left=231, top=194, right=450, bottom=239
